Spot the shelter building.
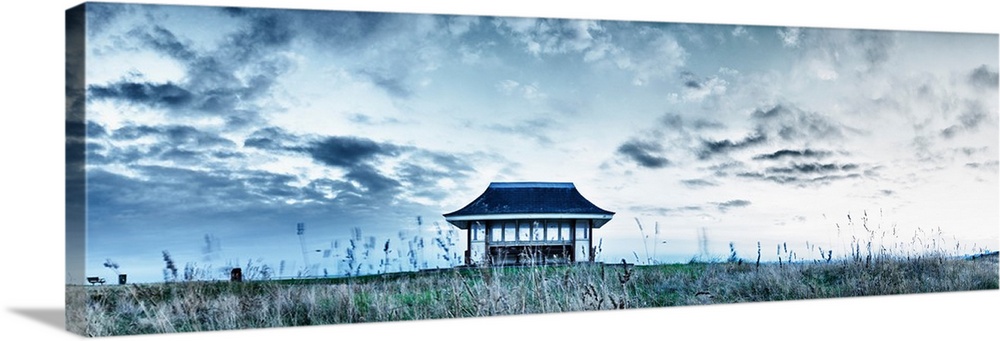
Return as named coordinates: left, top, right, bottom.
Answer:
left=443, top=182, right=614, bottom=266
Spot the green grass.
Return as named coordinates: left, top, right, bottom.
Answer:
left=67, top=254, right=998, bottom=336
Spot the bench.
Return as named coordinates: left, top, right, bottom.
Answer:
left=86, top=277, right=106, bottom=285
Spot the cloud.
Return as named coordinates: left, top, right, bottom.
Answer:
left=620, top=30, right=687, bottom=85
left=751, top=103, right=844, bottom=141
left=965, top=161, right=1000, bottom=171
left=356, top=68, right=414, bottom=98
left=492, top=17, right=602, bottom=57
left=735, top=169, right=863, bottom=187
left=308, top=136, right=402, bottom=168
left=617, top=140, right=671, bottom=168
left=85, top=2, right=132, bottom=36
left=941, top=101, right=989, bottom=139
left=484, top=118, right=555, bottom=145
left=681, top=179, right=717, bottom=188
left=678, top=71, right=728, bottom=102
left=243, top=126, right=306, bottom=151
left=777, top=27, right=801, bottom=48
left=85, top=124, right=241, bottom=166
left=969, top=65, right=999, bottom=89
left=94, top=10, right=299, bottom=127
left=628, top=205, right=702, bottom=216
left=752, top=149, right=832, bottom=160
left=852, top=30, right=896, bottom=71
left=88, top=81, right=194, bottom=108
left=714, top=199, right=751, bottom=212
left=765, top=163, right=859, bottom=174
left=243, top=128, right=479, bottom=204
left=496, top=79, right=547, bottom=101
left=111, top=125, right=234, bottom=147
left=697, top=132, right=767, bottom=159
left=85, top=165, right=302, bottom=219
left=129, top=25, right=197, bottom=61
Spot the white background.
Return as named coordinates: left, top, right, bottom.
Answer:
left=1, top=1, right=997, bottom=340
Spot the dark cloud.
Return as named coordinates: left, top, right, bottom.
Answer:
left=698, top=132, right=766, bottom=159
left=657, top=113, right=723, bottom=131
left=691, top=119, right=725, bottom=130
left=215, top=10, right=295, bottom=63
left=342, top=166, right=403, bottom=199
left=88, top=82, right=194, bottom=108
left=766, top=163, right=858, bottom=174
left=396, top=164, right=462, bottom=201
left=753, top=149, right=831, bottom=160
left=681, top=179, right=717, bottom=188
left=94, top=11, right=298, bottom=128
left=86, top=166, right=296, bottom=218
left=714, top=199, right=751, bottom=212
left=680, top=71, right=702, bottom=89
left=707, top=162, right=744, bottom=176
left=294, top=10, right=394, bottom=49
left=941, top=101, right=989, bottom=139
left=421, top=152, right=476, bottom=174
left=659, top=113, right=726, bottom=134
left=617, top=140, right=671, bottom=168
left=735, top=169, right=862, bottom=186
left=88, top=124, right=241, bottom=166
left=852, top=30, right=895, bottom=71
left=356, top=68, right=413, bottom=98
left=129, top=25, right=197, bottom=60
left=244, top=129, right=477, bottom=203
left=309, top=136, right=402, bottom=168
left=85, top=2, right=131, bottom=36
left=112, top=125, right=235, bottom=147
left=969, top=65, right=999, bottom=89
left=966, top=161, right=999, bottom=171
left=751, top=104, right=843, bottom=141
left=243, top=127, right=304, bottom=151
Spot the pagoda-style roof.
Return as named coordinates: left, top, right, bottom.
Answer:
left=443, top=182, right=614, bottom=229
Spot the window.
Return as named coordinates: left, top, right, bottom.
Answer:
left=546, top=221, right=559, bottom=241
left=519, top=221, right=531, bottom=241
left=532, top=221, right=543, bottom=241
left=472, top=222, right=485, bottom=241
left=490, top=223, right=502, bottom=242
left=575, top=220, right=589, bottom=239
left=503, top=222, right=516, bottom=242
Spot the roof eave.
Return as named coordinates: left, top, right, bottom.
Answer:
left=444, top=213, right=614, bottom=229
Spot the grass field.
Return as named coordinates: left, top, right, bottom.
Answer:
left=67, top=251, right=998, bottom=336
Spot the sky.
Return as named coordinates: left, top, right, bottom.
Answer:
left=69, top=2, right=999, bottom=284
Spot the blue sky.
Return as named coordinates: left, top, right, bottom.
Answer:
left=72, top=2, right=998, bottom=283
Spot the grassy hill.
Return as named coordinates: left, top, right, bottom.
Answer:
left=67, top=253, right=998, bottom=336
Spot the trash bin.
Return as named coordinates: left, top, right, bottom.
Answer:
left=230, top=268, right=242, bottom=282
left=118, top=274, right=127, bottom=285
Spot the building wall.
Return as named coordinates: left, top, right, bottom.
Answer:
left=465, top=218, right=594, bottom=266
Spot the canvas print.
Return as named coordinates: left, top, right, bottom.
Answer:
left=66, top=1, right=999, bottom=337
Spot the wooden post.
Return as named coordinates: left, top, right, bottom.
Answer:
left=466, top=227, right=472, bottom=266
left=588, top=219, right=595, bottom=262
left=569, top=219, right=577, bottom=262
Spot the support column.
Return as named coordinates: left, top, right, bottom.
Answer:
left=569, top=219, right=576, bottom=262
left=466, top=227, right=472, bottom=266
left=588, top=219, right=595, bottom=262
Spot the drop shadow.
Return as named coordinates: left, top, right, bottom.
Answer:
left=9, top=308, right=65, bottom=331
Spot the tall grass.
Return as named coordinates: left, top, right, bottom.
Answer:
left=68, top=252, right=997, bottom=336
left=68, top=213, right=999, bottom=336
